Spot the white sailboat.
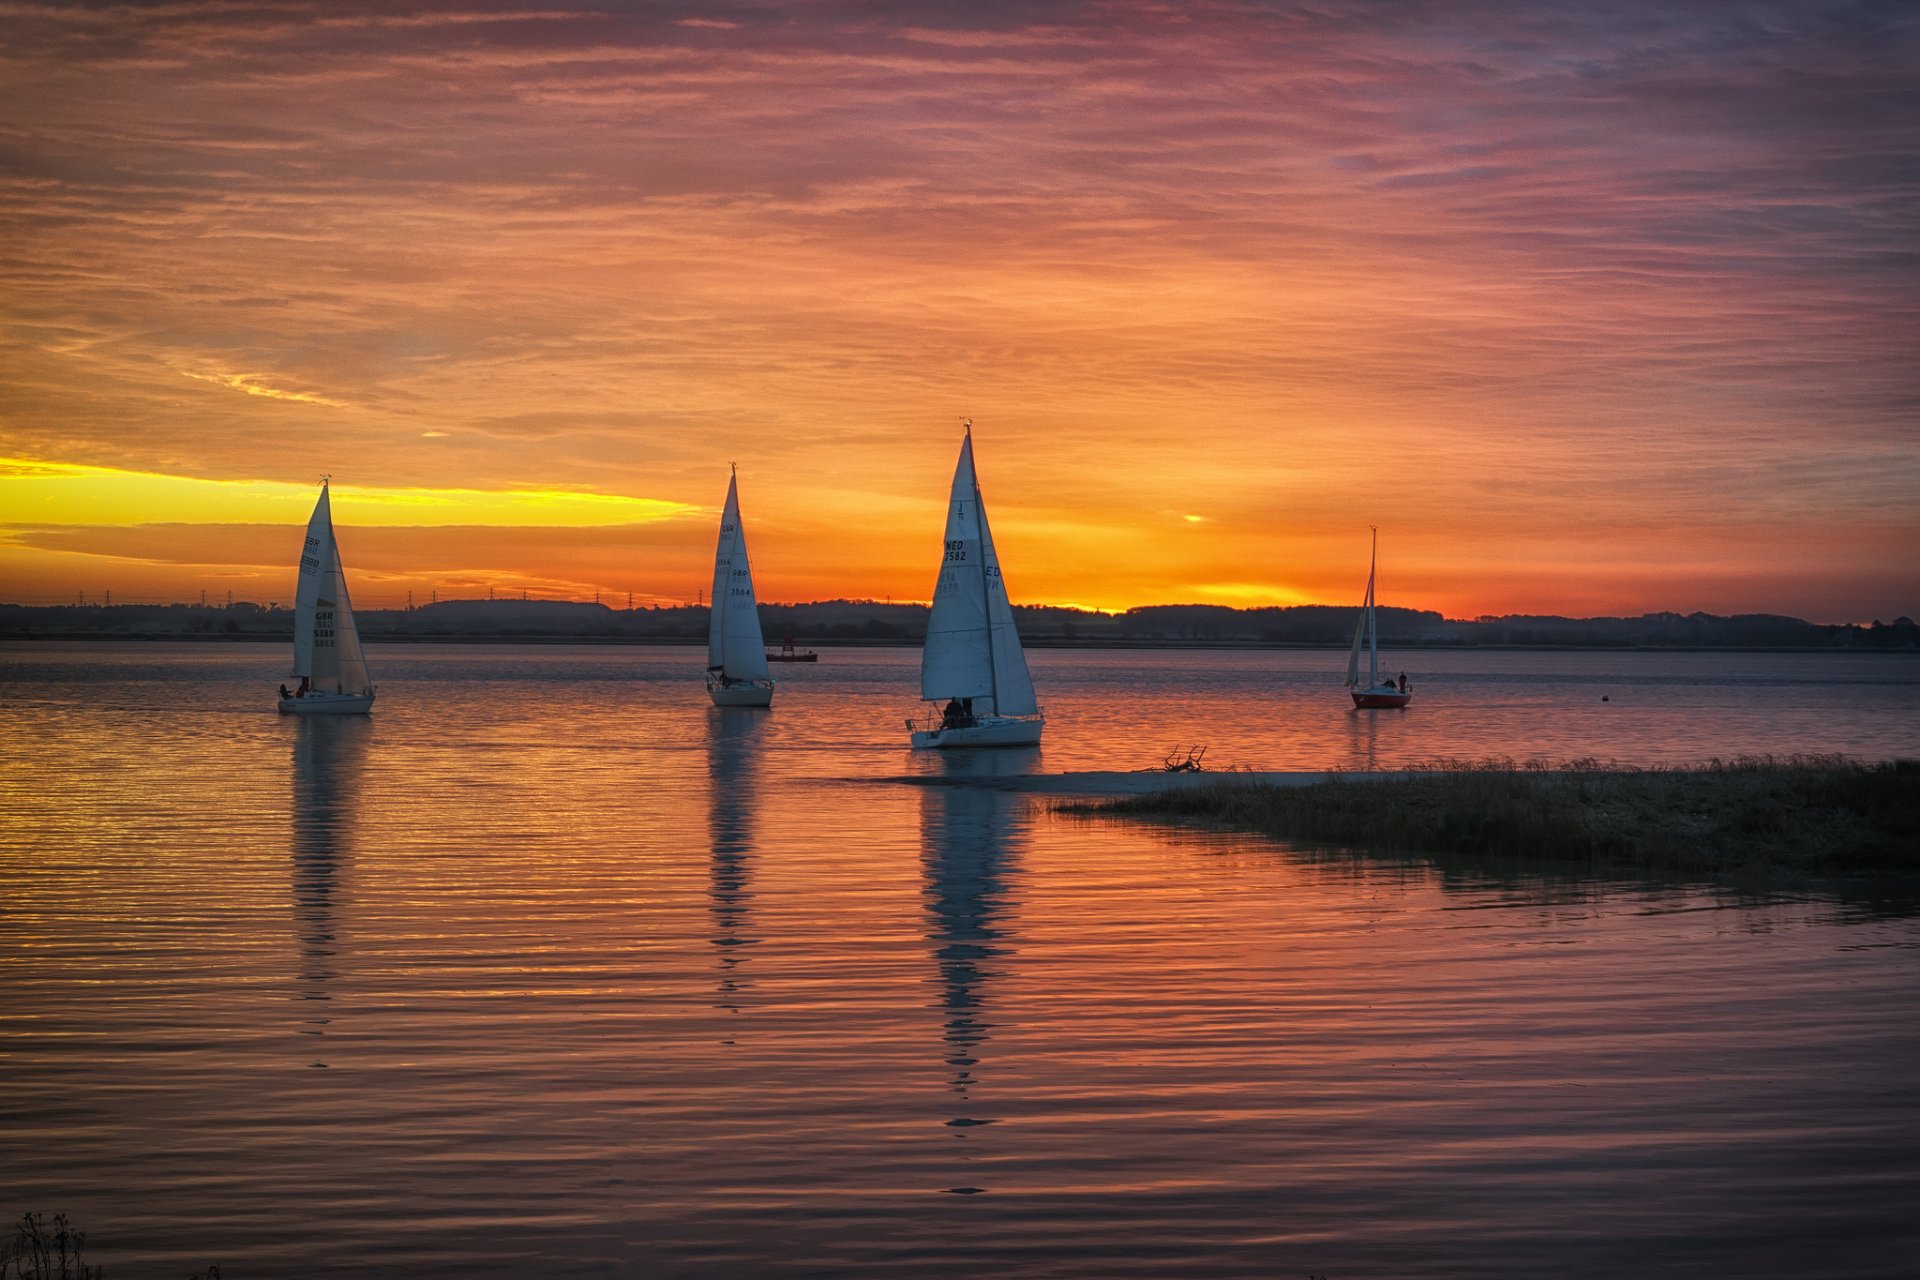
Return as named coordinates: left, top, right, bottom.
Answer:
left=279, top=478, right=375, bottom=714
left=909, top=423, right=1044, bottom=749
left=706, top=466, right=774, bottom=708
left=1346, top=526, right=1411, bottom=709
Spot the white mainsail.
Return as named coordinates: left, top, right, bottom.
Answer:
left=708, top=472, right=771, bottom=682
left=290, top=481, right=372, bottom=696
left=1345, top=607, right=1365, bottom=688
left=1345, top=528, right=1381, bottom=689
left=920, top=431, right=1037, bottom=717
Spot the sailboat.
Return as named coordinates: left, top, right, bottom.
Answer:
left=706, top=466, right=775, bottom=707
left=1346, top=526, right=1412, bottom=709
left=279, top=478, right=375, bottom=714
left=909, top=423, right=1044, bottom=749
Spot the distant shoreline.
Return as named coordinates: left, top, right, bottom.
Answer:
left=6, top=600, right=1914, bottom=653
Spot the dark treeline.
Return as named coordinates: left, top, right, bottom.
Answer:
left=3, top=599, right=1916, bottom=649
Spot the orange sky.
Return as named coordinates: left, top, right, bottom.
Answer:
left=1, top=3, right=1914, bottom=621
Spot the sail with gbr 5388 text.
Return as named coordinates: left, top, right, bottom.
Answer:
left=909, top=423, right=1043, bottom=748
left=706, top=466, right=775, bottom=707
left=279, top=478, right=375, bottom=715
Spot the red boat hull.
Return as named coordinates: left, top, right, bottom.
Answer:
left=1351, top=690, right=1412, bottom=708
left=766, top=652, right=817, bottom=662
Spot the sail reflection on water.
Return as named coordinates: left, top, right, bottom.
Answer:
left=289, top=716, right=370, bottom=1047
left=706, top=706, right=766, bottom=1014
left=919, top=752, right=1033, bottom=1105
left=1345, top=700, right=1382, bottom=771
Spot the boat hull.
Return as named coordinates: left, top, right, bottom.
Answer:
left=708, top=678, right=774, bottom=707
left=910, top=715, right=1044, bottom=749
left=280, top=691, right=375, bottom=715
left=766, top=653, right=818, bottom=663
left=1351, top=686, right=1412, bottom=709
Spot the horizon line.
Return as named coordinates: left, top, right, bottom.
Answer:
left=5, top=595, right=1912, bottom=631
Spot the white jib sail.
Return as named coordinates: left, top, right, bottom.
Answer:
left=329, top=537, right=371, bottom=695
left=291, top=482, right=372, bottom=695
left=920, top=432, right=1036, bottom=717
left=708, top=473, right=770, bottom=681
left=976, top=487, right=1037, bottom=716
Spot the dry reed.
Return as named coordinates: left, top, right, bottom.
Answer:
left=1068, top=756, right=1919, bottom=880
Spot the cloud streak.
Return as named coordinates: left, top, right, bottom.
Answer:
left=0, top=458, right=697, bottom=526
left=179, top=369, right=349, bottom=406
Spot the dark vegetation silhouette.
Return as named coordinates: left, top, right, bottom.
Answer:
left=2, top=1213, right=219, bottom=1280
left=1071, top=756, right=1920, bottom=882
left=1, top=1214, right=98, bottom=1280
left=6, top=599, right=1915, bottom=650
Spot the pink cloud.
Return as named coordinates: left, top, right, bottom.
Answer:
left=0, top=1, right=1912, bottom=618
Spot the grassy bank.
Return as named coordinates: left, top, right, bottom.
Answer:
left=1069, top=756, right=1919, bottom=881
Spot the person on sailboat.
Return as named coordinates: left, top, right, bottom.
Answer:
left=279, top=684, right=291, bottom=700
left=942, top=697, right=975, bottom=730
left=1399, top=672, right=1408, bottom=693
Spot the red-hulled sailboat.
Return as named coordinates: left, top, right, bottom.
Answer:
left=1346, top=527, right=1412, bottom=709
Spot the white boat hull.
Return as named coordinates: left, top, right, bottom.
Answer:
left=910, top=715, right=1043, bottom=750
left=708, top=678, right=773, bottom=707
left=279, top=691, right=375, bottom=715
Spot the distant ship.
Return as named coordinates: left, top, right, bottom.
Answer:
left=908, top=422, right=1044, bottom=749
left=279, top=478, right=376, bottom=714
left=705, top=466, right=775, bottom=707
left=1346, top=526, right=1412, bottom=709
left=766, top=638, right=818, bottom=663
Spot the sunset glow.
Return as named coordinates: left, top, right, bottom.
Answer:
left=0, top=460, right=696, bottom=528
left=1, top=2, right=1913, bottom=619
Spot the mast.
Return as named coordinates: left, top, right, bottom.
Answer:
left=707, top=464, right=734, bottom=674
left=1367, top=526, right=1379, bottom=686
left=967, top=420, right=1001, bottom=714
left=723, top=461, right=735, bottom=668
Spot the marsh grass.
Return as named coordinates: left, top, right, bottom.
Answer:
left=1, top=1214, right=219, bottom=1280
left=1, top=1215, right=100, bottom=1280
left=1068, top=755, right=1919, bottom=880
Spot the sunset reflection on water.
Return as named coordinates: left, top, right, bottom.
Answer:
left=2, top=643, right=1917, bottom=1278
left=707, top=707, right=763, bottom=1018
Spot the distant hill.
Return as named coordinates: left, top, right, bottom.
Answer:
left=2, top=598, right=1915, bottom=650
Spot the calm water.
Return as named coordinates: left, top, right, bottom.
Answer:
left=3, top=642, right=1918, bottom=1278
